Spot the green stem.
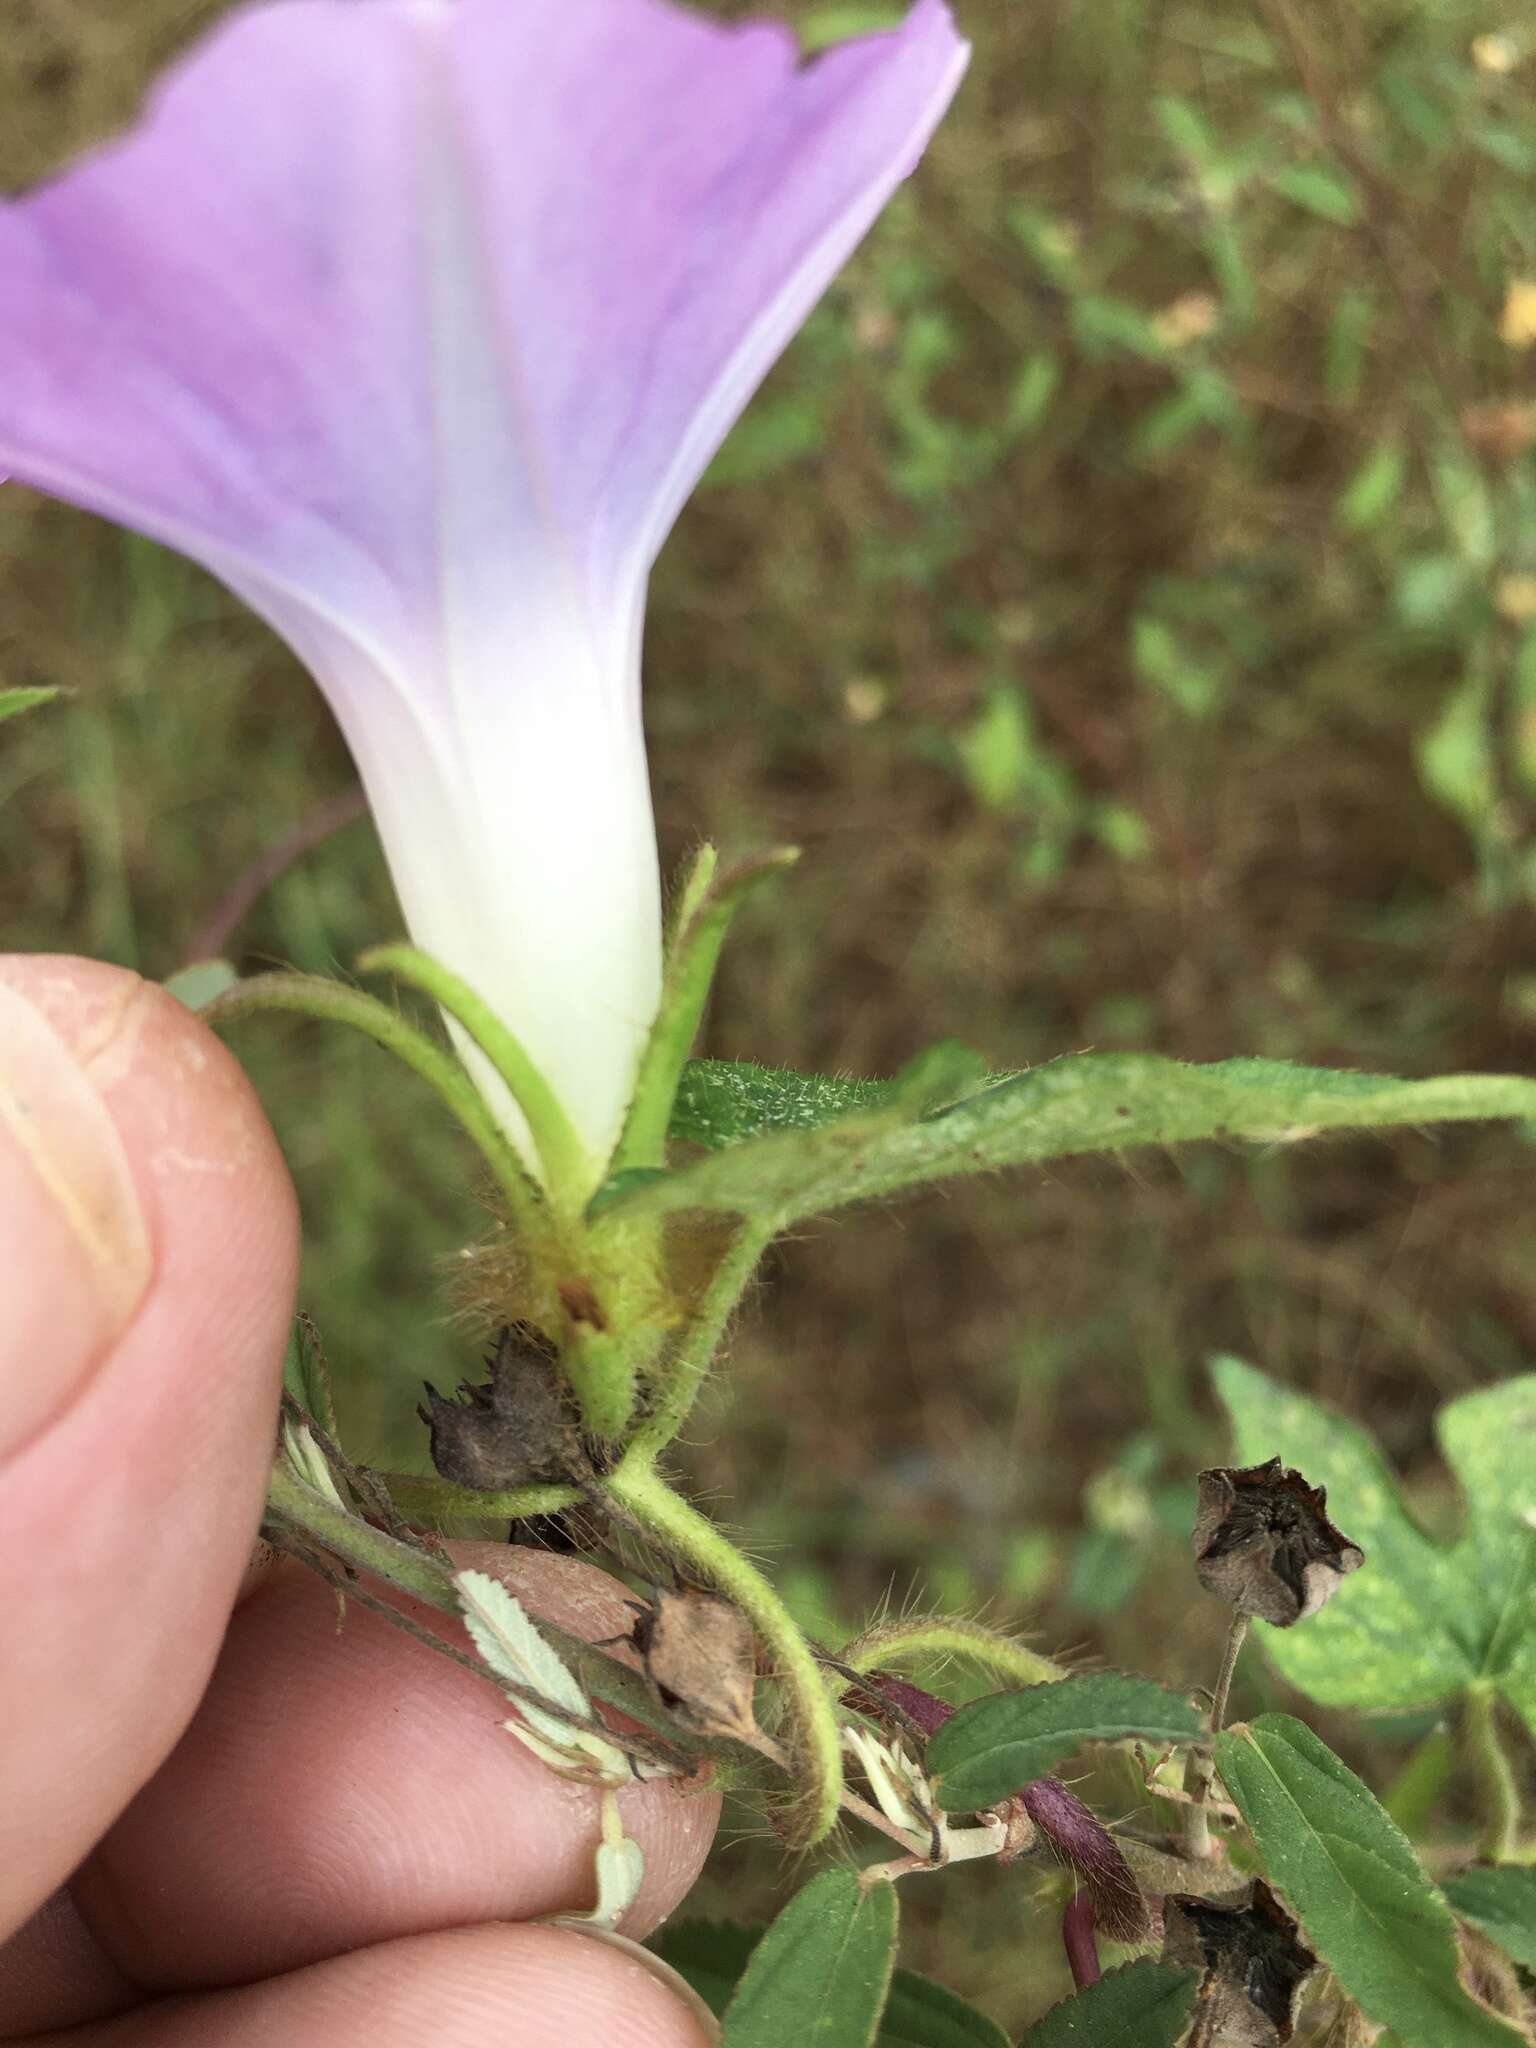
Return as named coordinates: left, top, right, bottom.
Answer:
left=630, top=1220, right=774, bottom=1460
left=358, top=943, right=589, bottom=1205
left=838, top=1617, right=1066, bottom=1688
left=380, top=1472, right=583, bottom=1523
left=605, top=1456, right=845, bottom=1844
left=1184, top=1613, right=1249, bottom=1861
left=265, top=1464, right=686, bottom=1749
left=268, top=1462, right=458, bottom=1611
left=205, top=972, right=540, bottom=1234
left=1464, top=1683, right=1524, bottom=1863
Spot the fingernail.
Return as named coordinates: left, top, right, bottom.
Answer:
left=549, top=1924, right=723, bottom=2042
left=0, top=980, right=152, bottom=1456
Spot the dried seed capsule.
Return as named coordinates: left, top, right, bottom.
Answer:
left=419, top=1323, right=570, bottom=1491
left=1192, top=1456, right=1364, bottom=1628
left=1162, top=1879, right=1317, bottom=2045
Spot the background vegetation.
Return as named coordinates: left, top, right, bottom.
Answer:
left=3, top=0, right=1534, bottom=2026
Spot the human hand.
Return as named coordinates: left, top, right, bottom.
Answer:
left=0, top=957, right=721, bottom=2044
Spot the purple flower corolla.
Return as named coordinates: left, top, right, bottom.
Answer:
left=0, top=0, right=967, bottom=1178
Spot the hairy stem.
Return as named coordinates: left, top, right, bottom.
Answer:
left=1061, top=1891, right=1101, bottom=1990
left=1183, top=1613, right=1249, bottom=1861
left=604, top=1456, right=845, bottom=1844
left=838, top=1616, right=1067, bottom=1689
left=264, top=1464, right=685, bottom=1749
left=378, top=1472, right=585, bottom=1524
left=1463, top=1683, right=1524, bottom=1864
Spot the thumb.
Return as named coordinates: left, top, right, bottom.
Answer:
left=0, top=956, right=298, bottom=1934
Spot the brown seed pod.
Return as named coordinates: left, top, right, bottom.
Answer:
left=418, top=1323, right=570, bottom=1492
left=1193, top=1456, right=1364, bottom=1628
left=627, top=1581, right=759, bottom=1742
left=1162, top=1879, right=1317, bottom=2045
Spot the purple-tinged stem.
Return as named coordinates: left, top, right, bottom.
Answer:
left=1062, top=1890, right=1101, bottom=1989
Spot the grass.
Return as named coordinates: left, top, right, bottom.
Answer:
left=4, top=0, right=1536, bottom=2024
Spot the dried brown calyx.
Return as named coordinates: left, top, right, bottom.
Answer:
left=418, top=1323, right=571, bottom=1492
left=626, top=1581, right=760, bottom=1743
left=1193, top=1457, right=1364, bottom=1628
left=1162, top=1879, right=1317, bottom=2045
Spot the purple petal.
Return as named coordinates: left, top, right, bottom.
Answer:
left=0, top=0, right=967, bottom=1166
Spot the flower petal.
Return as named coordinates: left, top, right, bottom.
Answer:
left=0, top=0, right=967, bottom=1166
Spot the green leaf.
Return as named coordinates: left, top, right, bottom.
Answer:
left=162, top=958, right=238, bottom=1011
left=1019, top=1961, right=1198, bottom=2047
left=1215, top=1716, right=1527, bottom=2047
left=798, top=3, right=904, bottom=54
left=1212, top=1359, right=1536, bottom=1732
left=282, top=1315, right=337, bottom=1435
left=656, top=1922, right=1010, bottom=2048
left=1443, top=1866, right=1536, bottom=1971
left=615, top=1053, right=1536, bottom=1231
left=721, top=1870, right=898, bottom=2048
left=651, top=1921, right=756, bottom=2018
left=878, top=1971, right=1012, bottom=2048
left=1437, top=1379, right=1536, bottom=1739
left=927, top=1673, right=1202, bottom=1811
left=0, top=685, right=61, bottom=724
left=670, top=1059, right=890, bottom=1149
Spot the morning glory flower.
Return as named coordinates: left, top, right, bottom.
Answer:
left=0, top=0, right=968, bottom=1182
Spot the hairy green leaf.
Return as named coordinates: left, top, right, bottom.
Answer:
left=877, top=1971, right=1012, bottom=2048
left=1443, top=1866, right=1536, bottom=1971
left=282, top=1315, right=337, bottom=1435
left=1213, top=1359, right=1536, bottom=1732
left=655, top=1921, right=1009, bottom=2047
left=1216, top=1716, right=1526, bottom=2046
left=927, top=1673, right=1202, bottom=1811
left=620, top=1052, right=1536, bottom=1229
left=651, top=1920, right=756, bottom=2017
left=1019, top=1961, right=1198, bottom=2046
left=721, top=1870, right=897, bottom=2048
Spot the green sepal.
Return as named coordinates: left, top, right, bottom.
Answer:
left=282, top=1314, right=337, bottom=1435
left=204, top=969, right=542, bottom=1234
left=613, top=846, right=800, bottom=1174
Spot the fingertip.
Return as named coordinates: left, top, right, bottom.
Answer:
left=0, top=954, right=299, bottom=1933
left=77, top=1551, right=722, bottom=1986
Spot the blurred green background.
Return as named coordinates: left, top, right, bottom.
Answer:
left=3, top=0, right=1535, bottom=2024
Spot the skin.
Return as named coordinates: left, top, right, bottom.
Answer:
left=0, top=955, right=720, bottom=2045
